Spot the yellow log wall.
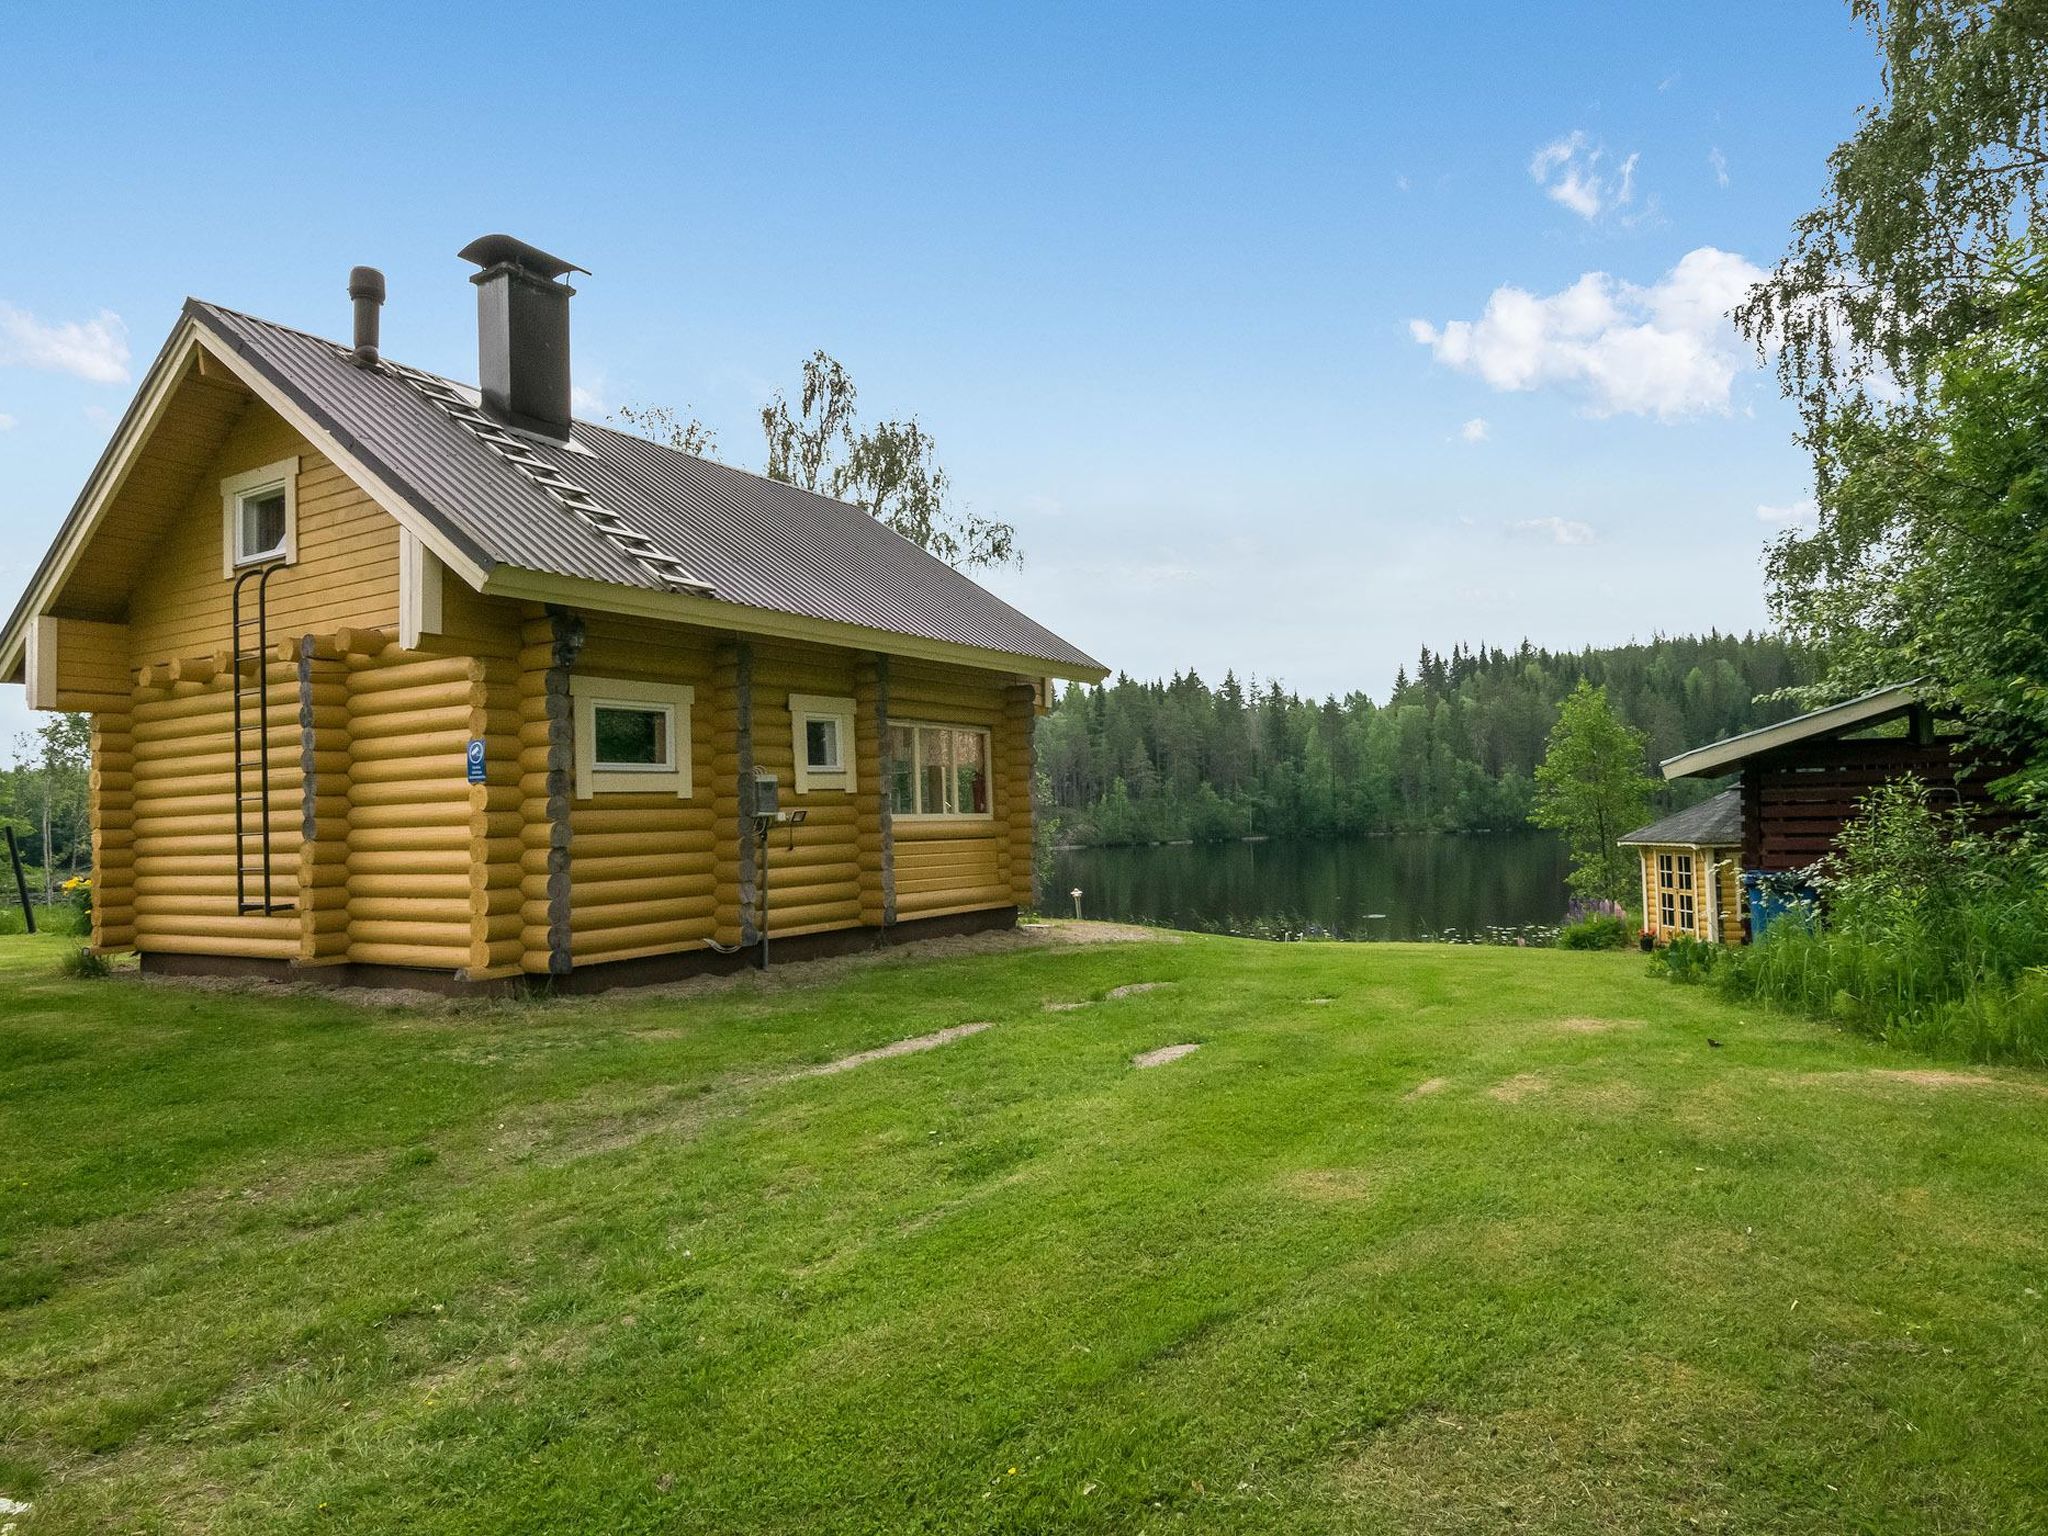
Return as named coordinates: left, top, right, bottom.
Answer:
left=855, top=656, right=888, bottom=927
left=342, top=648, right=480, bottom=969
left=562, top=614, right=722, bottom=966
left=90, top=711, right=136, bottom=950
left=752, top=640, right=864, bottom=938
left=125, top=405, right=400, bottom=666
left=126, top=663, right=302, bottom=958
left=295, top=643, right=351, bottom=965
left=887, top=659, right=1015, bottom=921
left=710, top=641, right=748, bottom=950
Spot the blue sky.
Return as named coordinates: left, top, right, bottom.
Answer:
left=1, top=2, right=1875, bottom=750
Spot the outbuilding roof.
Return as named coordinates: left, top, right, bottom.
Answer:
left=1618, top=788, right=1743, bottom=848
left=1660, top=682, right=1924, bottom=780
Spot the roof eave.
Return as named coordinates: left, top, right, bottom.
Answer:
left=482, top=564, right=1110, bottom=682
left=1661, top=682, right=1927, bottom=780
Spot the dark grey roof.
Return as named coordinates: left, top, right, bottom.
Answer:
left=189, top=301, right=1105, bottom=676
left=1618, top=788, right=1743, bottom=848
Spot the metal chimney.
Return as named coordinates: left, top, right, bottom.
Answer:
left=347, top=266, right=385, bottom=368
left=456, top=234, right=588, bottom=442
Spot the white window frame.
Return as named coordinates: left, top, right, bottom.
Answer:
left=570, top=676, right=694, bottom=798
left=219, top=457, right=300, bottom=576
left=790, top=693, right=857, bottom=794
left=885, top=719, right=994, bottom=820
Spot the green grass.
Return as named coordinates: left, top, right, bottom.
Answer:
left=3, top=927, right=2047, bottom=1533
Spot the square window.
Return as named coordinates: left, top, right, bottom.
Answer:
left=236, top=488, right=288, bottom=564
left=570, top=677, right=693, bottom=797
left=221, top=458, right=299, bottom=576
left=593, top=704, right=670, bottom=770
left=805, top=717, right=841, bottom=771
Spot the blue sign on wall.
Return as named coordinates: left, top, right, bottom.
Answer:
left=465, top=738, right=487, bottom=784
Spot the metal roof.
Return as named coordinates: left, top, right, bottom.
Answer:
left=188, top=301, right=1105, bottom=678
left=1660, top=681, right=1924, bottom=780
left=1618, top=789, right=1743, bottom=848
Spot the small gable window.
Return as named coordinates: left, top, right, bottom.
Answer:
left=219, top=457, right=300, bottom=575
left=789, top=694, right=857, bottom=794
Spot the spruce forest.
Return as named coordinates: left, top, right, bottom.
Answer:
left=1034, top=632, right=1815, bottom=846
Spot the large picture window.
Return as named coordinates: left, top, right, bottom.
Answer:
left=570, top=676, right=694, bottom=798
left=885, top=721, right=991, bottom=818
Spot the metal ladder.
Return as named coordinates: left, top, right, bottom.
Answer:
left=230, top=561, right=287, bottom=914
left=389, top=364, right=713, bottom=596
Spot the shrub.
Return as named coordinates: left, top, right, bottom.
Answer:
left=1713, top=778, right=2048, bottom=1064
left=60, top=946, right=112, bottom=980
left=1558, top=898, right=1632, bottom=950
left=1653, top=933, right=1723, bottom=984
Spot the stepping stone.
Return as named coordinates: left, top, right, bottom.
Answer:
left=1107, top=982, right=1172, bottom=1000
left=1132, top=1043, right=1200, bottom=1069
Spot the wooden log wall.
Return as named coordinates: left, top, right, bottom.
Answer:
left=1741, top=737, right=2022, bottom=872
left=565, top=614, right=719, bottom=967
left=127, top=661, right=301, bottom=958
left=855, top=655, right=890, bottom=927
left=710, top=640, right=750, bottom=950
left=999, top=683, right=1037, bottom=912
left=90, top=710, right=136, bottom=949
left=517, top=609, right=578, bottom=975
left=751, top=640, right=863, bottom=939
left=295, top=640, right=350, bottom=966
left=342, top=647, right=477, bottom=969
left=125, top=408, right=399, bottom=663
left=888, top=659, right=1013, bottom=921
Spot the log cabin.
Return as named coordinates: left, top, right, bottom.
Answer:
left=0, top=235, right=1106, bottom=991
left=1624, top=681, right=2021, bottom=943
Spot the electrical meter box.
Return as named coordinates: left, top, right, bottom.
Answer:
left=751, top=771, right=780, bottom=819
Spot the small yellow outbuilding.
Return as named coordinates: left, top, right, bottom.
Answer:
left=1617, top=789, right=1743, bottom=945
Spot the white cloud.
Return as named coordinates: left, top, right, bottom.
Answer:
left=1393, top=173, right=1411, bottom=193
left=1459, top=417, right=1490, bottom=443
left=0, top=302, right=129, bottom=384
left=1514, top=516, right=1596, bottom=546
left=1409, top=246, right=1768, bottom=419
left=0, top=412, right=16, bottom=431
left=1756, top=497, right=1818, bottom=530
left=1529, top=132, right=1638, bottom=221
left=569, top=376, right=612, bottom=418
left=1709, top=147, right=1730, bottom=188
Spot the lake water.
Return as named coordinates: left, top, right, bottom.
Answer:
left=1043, top=832, right=1572, bottom=941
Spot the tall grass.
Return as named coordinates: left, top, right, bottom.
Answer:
left=1714, top=779, right=2048, bottom=1065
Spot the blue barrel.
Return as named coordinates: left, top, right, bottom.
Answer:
left=1740, top=870, right=1816, bottom=940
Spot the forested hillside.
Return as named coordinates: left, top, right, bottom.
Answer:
left=1036, top=633, right=1816, bottom=846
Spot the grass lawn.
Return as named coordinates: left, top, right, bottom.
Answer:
left=4, top=926, right=2047, bottom=1533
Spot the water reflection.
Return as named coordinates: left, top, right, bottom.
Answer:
left=1044, top=833, right=1571, bottom=941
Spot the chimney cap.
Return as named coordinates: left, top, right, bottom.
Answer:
left=456, top=234, right=588, bottom=282
left=347, top=265, right=386, bottom=302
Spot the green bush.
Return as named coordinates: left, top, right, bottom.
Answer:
left=1652, top=933, right=1723, bottom=984
left=1558, top=913, right=1632, bottom=950
left=60, top=946, right=112, bottom=980
left=1713, top=779, right=2048, bottom=1064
